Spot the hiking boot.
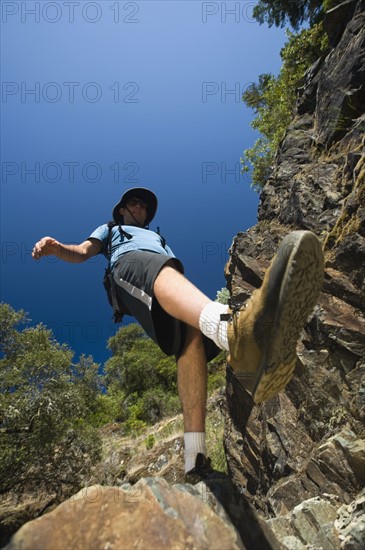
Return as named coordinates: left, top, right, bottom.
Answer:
left=226, top=230, right=324, bottom=404
left=185, top=453, right=225, bottom=485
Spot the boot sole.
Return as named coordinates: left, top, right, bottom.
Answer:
left=236, top=231, right=324, bottom=403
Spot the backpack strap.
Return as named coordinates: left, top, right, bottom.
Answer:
left=106, top=221, right=168, bottom=262
left=106, top=221, right=132, bottom=269
left=104, top=222, right=132, bottom=323
left=156, top=226, right=167, bottom=250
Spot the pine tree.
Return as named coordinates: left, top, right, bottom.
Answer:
left=253, top=0, right=324, bottom=30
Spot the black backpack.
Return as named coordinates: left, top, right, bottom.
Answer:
left=102, top=222, right=132, bottom=323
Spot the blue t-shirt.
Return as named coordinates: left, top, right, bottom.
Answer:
left=88, top=224, right=175, bottom=270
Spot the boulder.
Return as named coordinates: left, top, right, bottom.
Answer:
left=4, top=478, right=281, bottom=550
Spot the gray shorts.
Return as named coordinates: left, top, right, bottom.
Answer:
left=112, top=250, right=220, bottom=360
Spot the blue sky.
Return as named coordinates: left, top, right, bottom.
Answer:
left=1, top=0, right=287, bottom=365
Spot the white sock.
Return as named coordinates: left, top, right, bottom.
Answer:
left=184, top=432, right=206, bottom=473
left=199, top=302, right=229, bottom=351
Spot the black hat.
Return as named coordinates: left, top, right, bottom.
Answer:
left=112, top=187, right=158, bottom=226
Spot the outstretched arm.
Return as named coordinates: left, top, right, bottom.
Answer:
left=32, top=237, right=102, bottom=263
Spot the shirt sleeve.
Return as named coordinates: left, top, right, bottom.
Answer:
left=88, top=224, right=109, bottom=255
left=164, top=244, right=176, bottom=258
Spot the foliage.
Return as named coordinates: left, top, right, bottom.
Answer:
left=122, top=398, right=147, bottom=436
left=102, top=324, right=181, bottom=435
left=207, top=351, right=227, bottom=394
left=103, top=324, right=146, bottom=390
left=0, top=303, right=227, bottom=492
left=241, top=23, right=328, bottom=190
left=216, top=287, right=230, bottom=305
left=88, top=389, right=126, bottom=426
left=206, top=413, right=227, bottom=473
left=105, top=325, right=177, bottom=395
left=145, top=434, right=155, bottom=450
left=0, top=303, right=102, bottom=493
left=252, top=0, right=323, bottom=30
left=106, top=323, right=145, bottom=358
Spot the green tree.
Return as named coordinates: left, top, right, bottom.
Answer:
left=107, top=323, right=146, bottom=357
left=103, top=323, right=146, bottom=390
left=104, top=324, right=177, bottom=395
left=102, top=324, right=180, bottom=433
left=253, top=0, right=323, bottom=30
left=71, top=353, right=103, bottom=412
left=0, top=303, right=102, bottom=493
left=241, top=23, right=328, bottom=189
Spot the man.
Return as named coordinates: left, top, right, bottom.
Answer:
left=32, top=187, right=324, bottom=481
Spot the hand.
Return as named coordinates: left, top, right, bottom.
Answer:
left=32, top=237, right=60, bottom=260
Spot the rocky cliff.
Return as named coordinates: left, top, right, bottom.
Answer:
left=3, top=1, right=365, bottom=549
left=224, top=0, right=365, bottom=547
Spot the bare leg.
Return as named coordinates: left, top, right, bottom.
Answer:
left=154, top=265, right=211, bottom=329
left=154, top=265, right=218, bottom=472
left=177, top=325, right=207, bottom=432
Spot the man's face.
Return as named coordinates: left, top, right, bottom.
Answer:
left=120, top=197, right=148, bottom=226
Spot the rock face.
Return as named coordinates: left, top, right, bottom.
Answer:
left=224, top=1, right=365, bottom=548
left=4, top=478, right=273, bottom=550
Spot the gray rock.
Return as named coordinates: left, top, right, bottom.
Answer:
left=5, top=479, right=246, bottom=550
left=268, top=497, right=341, bottom=549
left=317, top=1, right=365, bottom=146
left=323, top=0, right=358, bottom=47
left=335, top=490, right=365, bottom=549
